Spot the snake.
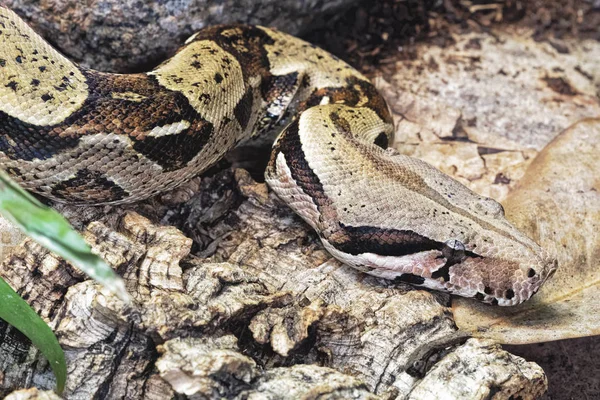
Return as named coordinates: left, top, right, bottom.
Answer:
left=0, top=5, right=557, bottom=306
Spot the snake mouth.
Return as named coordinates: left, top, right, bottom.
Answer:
left=528, top=252, right=558, bottom=287
left=498, top=255, right=558, bottom=306
left=474, top=285, right=529, bottom=306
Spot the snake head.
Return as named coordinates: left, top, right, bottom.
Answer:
left=376, top=185, right=558, bottom=306
left=290, top=144, right=558, bottom=306
left=424, top=188, right=560, bottom=305
left=267, top=112, right=557, bottom=306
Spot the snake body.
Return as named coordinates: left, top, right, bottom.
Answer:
left=0, top=6, right=556, bottom=305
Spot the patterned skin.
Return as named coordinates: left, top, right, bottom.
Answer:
left=0, top=6, right=556, bottom=305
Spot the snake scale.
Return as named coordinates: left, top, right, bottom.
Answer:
left=0, top=5, right=556, bottom=305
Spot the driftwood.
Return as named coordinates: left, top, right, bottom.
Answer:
left=0, top=168, right=546, bottom=399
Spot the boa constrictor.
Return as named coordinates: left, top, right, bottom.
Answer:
left=0, top=6, right=556, bottom=306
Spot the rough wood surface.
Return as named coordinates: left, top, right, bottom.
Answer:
left=0, top=214, right=23, bottom=262
left=4, top=388, right=61, bottom=400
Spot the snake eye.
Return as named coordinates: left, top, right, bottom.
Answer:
left=444, top=239, right=465, bottom=251
left=442, top=239, right=466, bottom=264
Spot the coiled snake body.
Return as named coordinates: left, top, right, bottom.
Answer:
left=0, top=6, right=556, bottom=305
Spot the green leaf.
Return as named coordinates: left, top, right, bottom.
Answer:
left=0, top=276, right=66, bottom=394
left=0, top=171, right=129, bottom=303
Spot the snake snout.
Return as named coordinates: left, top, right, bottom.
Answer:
left=504, top=251, right=558, bottom=305
left=530, top=252, right=558, bottom=290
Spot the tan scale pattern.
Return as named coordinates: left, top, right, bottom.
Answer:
left=0, top=7, right=87, bottom=126
left=259, top=27, right=369, bottom=91
left=110, top=92, right=147, bottom=102
left=149, top=40, right=245, bottom=126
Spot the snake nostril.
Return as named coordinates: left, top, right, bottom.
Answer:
left=505, top=289, right=515, bottom=299
left=527, top=268, right=536, bottom=278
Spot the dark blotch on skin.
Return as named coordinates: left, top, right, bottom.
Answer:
left=442, top=241, right=466, bottom=265
left=186, top=25, right=275, bottom=85
left=31, top=78, right=40, bottom=86
left=131, top=122, right=213, bottom=171
left=198, top=93, right=211, bottom=104
left=474, top=292, right=485, bottom=301
left=54, top=82, right=68, bottom=92
left=214, top=72, right=223, bottom=84
left=41, top=93, right=53, bottom=102
left=0, top=110, right=82, bottom=161
left=432, top=248, right=482, bottom=282
left=5, top=81, right=17, bottom=91
left=431, top=264, right=451, bottom=282
left=394, top=273, right=426, bottom=285
left=260, top=71, right=299, bottom=103
left=233, top=87, right=253, bottom=129
left=329, top=112, right=352, bottom=137
left=374, top=132, right=388, bottom=148
left=334, top=224, right=445, bottom=257
left=269, top=119, right=332, bottom=211
left=0, top=58, right=6, bottom=67
left=51, top=168, right=127, bottom=203
left=304, top=76, right=393, bottom=124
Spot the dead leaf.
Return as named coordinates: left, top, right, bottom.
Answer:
left=452, top=118, right=600, bottom=344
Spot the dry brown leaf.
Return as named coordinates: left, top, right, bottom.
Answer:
left=452, top=118, right=600, bottom=344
